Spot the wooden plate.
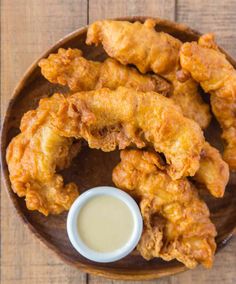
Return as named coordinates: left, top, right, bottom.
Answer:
left=1, top=16, right=236, bottom=280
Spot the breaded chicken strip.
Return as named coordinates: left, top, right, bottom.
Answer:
left=49, top=87, right=204, bottom=179
left=193, top=142, right=229, bottom=198
left=86, top=19, right=211, bottom=128
left=6, top=95, right=80, bottom=215
left=180, top=34, right=236, bottom=169
left=170, top=79, right=210, bottom=130
left=38, top=48, right=170, bottom=95
left=112, top=150, right=217, bottom=268
left=86, top=19, right=181, bottom=75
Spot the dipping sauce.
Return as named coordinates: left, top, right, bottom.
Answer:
left=77, top=195, right=134, bottom=253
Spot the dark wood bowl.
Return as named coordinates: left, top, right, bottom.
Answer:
left=1, top=16, right=236, bottom=280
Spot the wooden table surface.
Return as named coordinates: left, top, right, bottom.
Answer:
left=1, top=0, right=236, bottom=283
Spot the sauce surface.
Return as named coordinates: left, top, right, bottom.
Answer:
left=77, top=195, right=134, bottom=253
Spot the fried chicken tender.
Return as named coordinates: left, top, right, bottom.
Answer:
left=38, top=48, right=170, bottom=95
left=49, top=87, right=204, bottom=179
left=180, top=34, right=236, bottom=169
left=86, top=19, right=211, bottom=128
left=6, top=95, right=80, bottom=215
left=112, top=150, right=217, bottom=268
left=193, top=142, right=229, bottom=198
left=87, top=19, right=181, bottom=75
left=170, top=79, right=210, bottom=130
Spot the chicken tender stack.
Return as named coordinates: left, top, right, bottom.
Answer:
left=6, top=18, right=232, bottom=271
left=86, top=19, right=211, bottom=129
left=38, top=44, right=228, bottom=197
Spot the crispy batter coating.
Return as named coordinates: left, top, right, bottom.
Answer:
left=170, top=79, right=211, bottom=130
left=193, top=142, right=229, bottom=198
left=49, top=87, right=204, bottom=179
left=221, top=125, right=236, bottom=169
left=86, top=19, right=211, bottom=128
left=39, top=48, right=170, bottom=95
left=180, top=34, right=236, bottom=169
left=6, top=95, right=80, bottom=215
left=87, top=19, right=182, bottom=75
left=112, top=150, right=217, bottom=268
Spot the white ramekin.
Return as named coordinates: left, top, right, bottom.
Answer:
left=67, top=186, right=143, bottom=263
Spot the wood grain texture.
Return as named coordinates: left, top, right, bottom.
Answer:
left=177, top=0, right=236, bottom=57
left=1, top=0, right=236, bottom=284
left=88, top=0, right=175, bottom=22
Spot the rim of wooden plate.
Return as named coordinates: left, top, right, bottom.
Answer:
left=1, top=16, right=236, bottom=280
